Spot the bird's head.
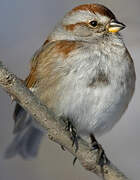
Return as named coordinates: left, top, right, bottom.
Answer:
left=49, top=4, right=126, bottom=42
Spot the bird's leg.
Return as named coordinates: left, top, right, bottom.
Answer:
left=65, top=119, right=79, bottom=165
left=60, top=116, right=79, bottom=164
left=90, top=134, right=109, bottom=167
left=60, top=116, right=79, bottom=152
left=61, top=116, right=79, bottom=152
left=65, top=119, right=79, bottom=152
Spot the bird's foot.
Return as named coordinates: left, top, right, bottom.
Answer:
left=90, top=134, right=109, bottom=167
left=73, top=157, right=78, bottom=166
left=62, top=117, right=79, bottom=152
left=60, top=145, right=65, bottom=151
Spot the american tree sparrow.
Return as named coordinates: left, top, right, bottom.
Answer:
left=5, top=4, right=136, bottom=163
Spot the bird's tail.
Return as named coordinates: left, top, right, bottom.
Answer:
left=4, top=104, right=44, bottom=159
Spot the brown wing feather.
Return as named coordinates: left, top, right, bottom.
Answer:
left=25, top=40, right=80, bottom=89
left=24, top=40, right=82, bottom=108
left=25, top=41, right=50, bottom=88
left=25, top=64, right=37, bottom=88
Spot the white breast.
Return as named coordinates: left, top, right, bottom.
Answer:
left=55, top=41, right=135, bottom=137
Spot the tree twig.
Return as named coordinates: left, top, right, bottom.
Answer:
left=0, top=61, right=129, bottom=180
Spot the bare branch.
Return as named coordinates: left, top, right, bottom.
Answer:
left=0, top=61, right=129, bottom=180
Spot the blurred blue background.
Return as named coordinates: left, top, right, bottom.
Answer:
left=0, top=0, right=140, bottom=180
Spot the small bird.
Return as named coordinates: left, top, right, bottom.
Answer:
left=5, top=4, right=135, bottom=161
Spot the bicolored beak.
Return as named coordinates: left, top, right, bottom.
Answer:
left=108, top=20, right=126, bottom=33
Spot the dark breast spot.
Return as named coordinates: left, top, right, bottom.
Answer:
left=88, top=71, right=109, bottom=87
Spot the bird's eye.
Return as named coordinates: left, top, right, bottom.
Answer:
left=90, top=20, right=98, bottom=27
